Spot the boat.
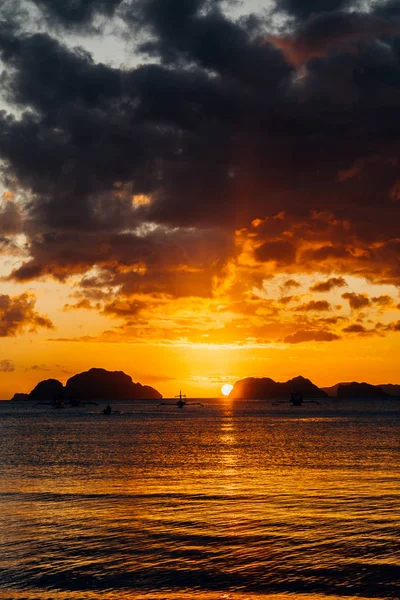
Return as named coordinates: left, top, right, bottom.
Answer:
left=158, top=390, right=203, bottom=408
left=102, top=404, right=122, bottom=415
left=290, top=391, right=304, bottom=406
left=272, top=391, right=319, bottom=406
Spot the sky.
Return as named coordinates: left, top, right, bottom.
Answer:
left=1, top=0, right=400, bottom=399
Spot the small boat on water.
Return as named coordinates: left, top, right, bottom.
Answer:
left=158, top=390, right=204, bottom=408
left=290, top=391, right=304, bottom=406
left=102, top=404, right=122, bottom=415
left=272, top=391, right=319, bottom=406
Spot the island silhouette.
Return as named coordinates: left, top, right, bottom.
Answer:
left=228, top=376, right=399, bottom=400
left=14, top=368, right=162, bottom=403
left=228, top=376, right=327, bottom=399
left=9, top=371, right=400, bottom=401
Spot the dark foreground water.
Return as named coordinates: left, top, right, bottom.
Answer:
left=0, top=398, right=399, bottom=600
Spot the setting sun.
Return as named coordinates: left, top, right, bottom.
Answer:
left=221, top=383, right=233, bottom=396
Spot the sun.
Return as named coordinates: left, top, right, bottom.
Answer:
left=221, top=383, right=233, bottom=397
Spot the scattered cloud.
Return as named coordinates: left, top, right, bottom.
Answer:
left=295, top=300, right=331, bottom=312
left=342, top=292, right=371, bottom=310
left=0, top=359, right=15, bottom=372
left=0, top=293, right=54, bottom=337
left=283, top=329, right=341, bottom=344
left=282, top=278, right=301, bottom=290
left=371, top=295, right=393, bottom=308
left=310, top=277, right=347, bottom=293
left=0, top=0, right=399, bottom=355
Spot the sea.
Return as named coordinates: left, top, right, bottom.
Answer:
left=0, top=397, right=399, bottom=600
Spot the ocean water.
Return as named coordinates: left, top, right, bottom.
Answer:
left=0, top=398, right=399, bottom=600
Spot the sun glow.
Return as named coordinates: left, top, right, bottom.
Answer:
left=221, top=383, right=233, bottom=396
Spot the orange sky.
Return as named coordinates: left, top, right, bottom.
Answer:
left=1, top=246, right=400, bottom=399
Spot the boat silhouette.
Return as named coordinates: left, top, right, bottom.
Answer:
left=158, top=390, right=204, bottom=408
left=272, top=391, right=319, bottom=406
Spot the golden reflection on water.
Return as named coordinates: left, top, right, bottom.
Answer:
left=0, top=590, right=380, bottom=600
left=218, top=407, right=240, bottom=498
left=1, top=399, right=399, bottom=600
left=220, top=409, right=237, bottom=465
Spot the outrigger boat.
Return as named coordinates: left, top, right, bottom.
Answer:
left=158, top=390, right=204, bottom=408
left=272, top=391, right=319, bottom=406
left=102, top=404, right=122, bottom=415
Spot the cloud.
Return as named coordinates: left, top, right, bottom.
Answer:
left=25, top=364, right=51, bottom=371
left=0, top=359, right=15, bottom=372
left=279, top=295, right=299, bottom=304
left=269, top=11, right=400, bottom=64
left=310, top=277, right=347, bottom=292
left=342, top=292, right=371, bottom=310
left=102, top=298, right=147, bottom=318
left=282, top=278, right=301, bottom=289
left=0, top=293, right=54, bottom=336
left=342, top=323, right=368, bottom=334
left=0, top=0, right=400, bottom=351
left=275, top=0, right=352, bottom=21
left=31, top=0, right=123, bottom=29
left=0, top=200, right=22, bottom=234
left=63, top=299, right=96, bottom=311
left=295, top=300, right=331, bottom=311
left=254, top=240, right=296, bottom=265
left=283, top=329, right=341, bottom=343
left=371, top=295, right=394, bottom=307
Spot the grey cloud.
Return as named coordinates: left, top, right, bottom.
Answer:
left=0, top=1, right=400, bottom=289
left=275, top=0, right=353, bottom=21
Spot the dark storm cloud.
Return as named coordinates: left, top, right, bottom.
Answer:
left=131, top=0, right=292, bottom=90
left=0, top=0, right=400, bottom=291
left=254, top=240, right=296, bottom=265
left=0, top=200, right=22, bottom=234
left=375, top=0, right=400, bottom=18
left=275, top=0, right=352, bottom=21
left=8, top=226, right=233, bottom=300
left=270, top=9, right=400, bottom=63
left=31, top=0, right=123, bottom=28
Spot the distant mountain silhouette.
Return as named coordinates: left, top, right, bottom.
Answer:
left=322, top=382, right=399, bottom=398
left=321, top=383, right=352, bottom=397
left=337, top=382, right=391, bottom=398
left=378, top=384, right=400, bottom=396
left=229, top=376, right=328, bottom=399
left=29, top=379, right=64, bottom=402
left=65, top=368, right=161, bottom=400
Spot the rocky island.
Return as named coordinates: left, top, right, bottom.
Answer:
left=65, top=368, right=161, bottom=400
left=229, top=376, right=328, bottom=399
left=322, top=382, right=399, bottom=398
left=12, top=368, right=162, bottom=401
left=337, top=382, right=391, bottom=398
left=229, top=376, right=400, bottom=400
